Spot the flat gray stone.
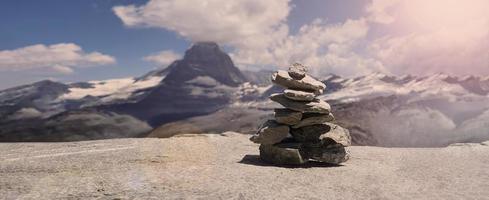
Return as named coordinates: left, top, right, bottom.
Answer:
left=302, top=143, right=350, bottom=164
left=290, top=123, right=331, bottom=142
left=250, top=120, right=289, bottom=145
left=259, top=143, right=307, bottom=165
left=292, top=113, right=335, bottom=128
left=288, top=63, right=307, bottom=80
left=274, top=108, right=302, bottom=125
left=290, top=123, right=351, bottom=147
left=284, top=89, right=315, bottom=101
left=272, top=70, right=325, bottom=95
left=319, top=123, right=351, bottom=147
left=270, top=93, right=331, bottom=114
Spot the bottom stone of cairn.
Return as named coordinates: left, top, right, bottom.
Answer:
left=259, top=143, right=307, bottom=165
left=301, top=143, right=349, bottom=164
left=259, top=141, right=349, bottom=165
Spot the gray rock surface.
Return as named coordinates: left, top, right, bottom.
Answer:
left=290, top=123, right=331, bottom=142
left=320, top=123, right=352, bottom=146
left=250, top=120, right=289, bottom=145
left=288, top=63, right=307, bottom=80
left=274, top=108, right=302, bottom=125
left=270, top=93, right=331, bottom=114
left=290, top=123, right=351, bottom=146
left=1, top=133, right=488, bottom=199
left=284, top=89, right=315, bottom=101
left=303, top=143, right=350, bottom=164
left=292, top=113, right=335, bottom=128
left=259, top=143, right=307, bottom=165
left=271, top=70, right=325, bottom=95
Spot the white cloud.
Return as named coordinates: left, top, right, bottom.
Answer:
left=143, top=50, right=181, bottom=66
left=0, top=43, right=116, bottom=74
left=370, top=29, right=489, bottom=76
left=367, top=0, right=489, bottom=76
left=365, top=0, right=400, bottom=24
left=114, top=0, right=384, bottom=77
left=51, top=65, right=75, bottom=75
left=113, top=0, right=290, bottom=48
left=115, top=0, right=489, bottom=77
left=232, top=18, right=387, bottom=76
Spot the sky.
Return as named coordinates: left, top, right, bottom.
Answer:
left=0, top=0, right=488, bottom=89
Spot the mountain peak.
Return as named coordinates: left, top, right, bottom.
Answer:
left=183, top=42, right=222, bottom=61
left=162, top=42, right=246, bottom=86
left=192, top=41, right=219, bottom=48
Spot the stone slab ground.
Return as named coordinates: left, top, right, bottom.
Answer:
left=0, top=133, right=488, bottom=199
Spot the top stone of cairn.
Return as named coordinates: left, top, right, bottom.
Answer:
left=288, top=63, right=307, bottom=80
left=272, top=70, right=326, bottom=95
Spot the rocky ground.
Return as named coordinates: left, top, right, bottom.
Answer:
left=1, top=132, right=488, bottom=200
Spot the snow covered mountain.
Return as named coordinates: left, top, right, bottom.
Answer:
left=0, top=42, right=247, bottom=141
left=319, top=73, right=489, bottom=147
left=1, top=42, right=488, bottom=146
left=151, top=72, right=489, bottom=147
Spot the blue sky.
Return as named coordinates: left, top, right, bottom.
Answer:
left=1, top=0, right=488, bottom=89
left=0, top=0, right=370, bottom=89
left=0, top=0, right=187, bottom=88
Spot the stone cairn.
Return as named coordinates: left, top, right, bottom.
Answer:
left=250, top=63, right=351, bottom=165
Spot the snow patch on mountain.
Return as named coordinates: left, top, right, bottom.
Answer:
left=322, top=73, right=487, bottom=103
left=7, top=108, right=42, bottom=120
left=186, top=76, right=219, bottom=87
left=60, top=76, right=163, bottom=101
left=183, top=76, right=238, bottom=98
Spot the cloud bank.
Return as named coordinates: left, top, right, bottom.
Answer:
left=113, top=0, right=290, bottom=47
left=143, top=50, right=181, bottom=66
left=367, top=0, right=489, bottom=76
left=114, top=0, right=489, bottom=77
left=0, top=43, right=116, bottom=75
left=114, top=0, right=383, bottom=76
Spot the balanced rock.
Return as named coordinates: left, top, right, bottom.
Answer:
left=259, top=142, right=307, bottom=165
left=292, top=113, right=335, bottom=128
left=288, top=63, right=307, bottom=80
left=272, top=70, right=325, bottom=95
left=302, top=143, right=350, bottom=164
left=319, top=123, right=351, bottom=147
left=270, top=94, right=331, bottom=114
left=284, top=89, right=315, bottom=101
left=252, top=63, right=351, bottom=166
left=291, top=123, right=351, bottom=147
left=274, top=108, right=302, bottom=125
left=290, top=123, right=331, bottom=142
left=250, top=120, right=290, bottom=145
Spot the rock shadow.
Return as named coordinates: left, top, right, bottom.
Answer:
left=238, top=154, right=344, bottom=168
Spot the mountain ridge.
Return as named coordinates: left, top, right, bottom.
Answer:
left=1, top=43, right=489, bottom=145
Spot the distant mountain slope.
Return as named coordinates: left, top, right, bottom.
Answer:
left=0, top=80, right=69, bottom=120
left=162, top=42, right=246, bottom=86
left=1, top=42, right=489, bottom=145
left=0, top=109, right=151, bottom=142
left=151, top=72, right=489, bottom=147
left=100, top=42, right=247, bottom=126
left=0, top=42, right=248, bottom=141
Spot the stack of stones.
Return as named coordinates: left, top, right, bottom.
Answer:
left=250, top=63, right=351, bottom=165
